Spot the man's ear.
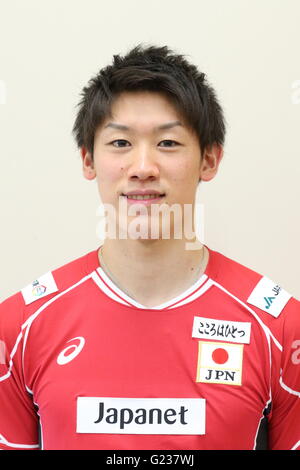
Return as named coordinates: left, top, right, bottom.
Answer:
left=199, top=144, right=224, bottom=182
left=81, top=147, right=96, bottom=180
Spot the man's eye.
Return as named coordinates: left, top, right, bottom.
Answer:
left=158, top=140, right=179, bottom=147
left=110, top=140, right=130, bottom=147
left=108, top=139, right=179, bottom=148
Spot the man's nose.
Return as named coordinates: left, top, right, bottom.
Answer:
left=127, top=145, right=160, bottom=180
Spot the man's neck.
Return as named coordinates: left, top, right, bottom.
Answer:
left=98, top=238, right=208, bottom=308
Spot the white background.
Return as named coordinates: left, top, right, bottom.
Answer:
left=0, top=0, right=299, bottom=300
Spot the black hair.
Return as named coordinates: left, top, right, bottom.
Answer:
left=72, top=43, right=226, bottom=158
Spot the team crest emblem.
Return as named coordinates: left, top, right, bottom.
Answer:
left=32, top=280, right=47, bottom=297
left=21, top=271, right=59, bottom=305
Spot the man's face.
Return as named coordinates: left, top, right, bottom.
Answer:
left=81, top=90, right=222, bottom=240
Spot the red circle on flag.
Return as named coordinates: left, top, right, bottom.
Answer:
left=212, top=348, right=229, bottom=364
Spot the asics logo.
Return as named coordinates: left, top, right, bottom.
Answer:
left=57, top=337, right=85, bottom=365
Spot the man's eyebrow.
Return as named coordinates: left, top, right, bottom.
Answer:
left=103, top=120, right=183, bottom=131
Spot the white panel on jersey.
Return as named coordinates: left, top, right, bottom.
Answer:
left=21, top=272, right=58, bottom=305
left=192, top=316, right=251, bottom=344
left=247, top=276, right=292, bottom=318
left=77, top=397, right=206, bottom=435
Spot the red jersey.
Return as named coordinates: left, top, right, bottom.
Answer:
left=0, top=246, right=299, bottom=450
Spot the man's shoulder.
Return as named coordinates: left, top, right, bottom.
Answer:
left=208, top=248, right=262, bottom=298
left=208, top=247, right=299, bottom=322
left=0, top=247, right=100, bottom=322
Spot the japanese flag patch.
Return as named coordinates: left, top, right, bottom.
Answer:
left=196, top=341, right=244, bottom=386
left=247, top=276, right=292, bottom=318
left=21, top=272, right=58, bottom=305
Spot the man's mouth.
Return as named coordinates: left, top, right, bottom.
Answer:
left=120, top=192, right=166, bottom=205
left=122, top=194, right=165, bottom=200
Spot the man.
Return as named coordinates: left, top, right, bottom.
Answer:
left=0, top=44, right=299, bottom=450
